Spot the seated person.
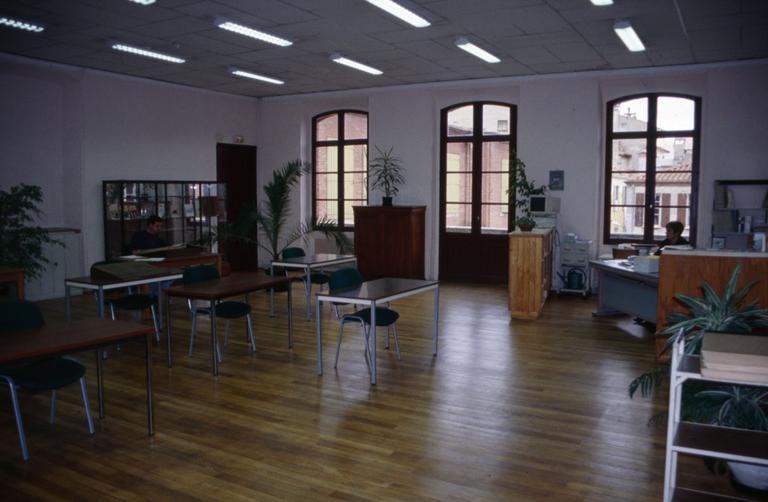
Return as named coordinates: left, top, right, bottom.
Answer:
left=130, top=215, right=165, bottom=254
left=655, top=221, right=690, bottom=255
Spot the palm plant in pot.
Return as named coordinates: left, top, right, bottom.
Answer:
left=368, top=146, right=405, bottom=206
left=628, top=265, right=768, bottom=492
left=507, top=156, right=546, bottom=231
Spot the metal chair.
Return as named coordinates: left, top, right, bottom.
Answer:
left=281, top=247, right=331, bottom=286
left=328, top=268, right=401, bottom=371
left=184, top=265, right=255, bottom=363
left=0, top=301, right=94, bottom=461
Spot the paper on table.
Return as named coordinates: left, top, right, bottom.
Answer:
left=120, top=255, right=166, bottom=262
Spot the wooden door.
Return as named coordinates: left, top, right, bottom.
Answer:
left=439, top=102, right=516, bottom=283
left=216, top=143, right=258, bottom=271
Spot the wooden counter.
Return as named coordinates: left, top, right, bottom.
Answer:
left=508, top=229, right=554, bottom=320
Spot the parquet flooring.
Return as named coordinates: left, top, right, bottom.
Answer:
left=0, top=283, right=698, bottom=500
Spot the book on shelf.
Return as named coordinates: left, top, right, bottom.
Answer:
left=700, top=366, right=768, bottom=385
left=702, top=333, right=768, bottom=367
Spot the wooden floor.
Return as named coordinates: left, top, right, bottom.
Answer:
left=0, top=283, right=721, bottom=500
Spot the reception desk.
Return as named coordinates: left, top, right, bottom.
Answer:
left=590, top=259, right=659, bottom=321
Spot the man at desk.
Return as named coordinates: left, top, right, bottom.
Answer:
left=655, top=221, right=689, bottom=255
left=129, top=215, right=165, bottom=254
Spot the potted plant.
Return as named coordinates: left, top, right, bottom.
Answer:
left=507, top=156, right=546, bottom=230
left=629, top=265, right=768, bottom=491
left=368, top=146, right=405, bottom=206
left=0, top=184, right=60, bottom=285
left=224, top=159, right=352, bottom=263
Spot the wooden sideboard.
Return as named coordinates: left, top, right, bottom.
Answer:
left=353, top=206, right=425, bottom=280
left=656, top=249, right=768, bottom=353
left=508, top=229, right=554, bottom=320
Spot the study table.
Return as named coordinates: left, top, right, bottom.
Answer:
left=0, top=318, right=156, bottom=435
left=315, top=277, right=439, bottom=385
left=163, top=271, right=294, bottom=376
left=589, top=259, right=659, bottom=322
left=270, top=253, right=357, bottom=320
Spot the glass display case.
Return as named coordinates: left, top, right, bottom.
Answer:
left=103, top=180, right=227, bottom=259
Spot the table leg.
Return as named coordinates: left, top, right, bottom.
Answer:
left=269, top=265, right=275, bottom=317
left=65, top=284, right=72, bottom=321
left=370, top=301, right=377, bottom=385
left=316, top=298, right=323, bottom=376
left=287, top=281, right=294, bottom=348
left=433, top=286, right=440, bottom=356
left=210, top=299, right=218, bottom=376
left=96, top=350, right=104, bottom=418
left=146, top=333, right=154, bottom=436
left=97, top=287, right=105, bottom=318
left=305, top=265, right=312, bottom=321
left=166, top=292, right=173, bottom=368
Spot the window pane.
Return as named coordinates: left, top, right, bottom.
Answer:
left=609, top=171, right=646, bottom=206
left=608, top=206, right=646, bottom=240
left=446, top=142, right=472, bottom=171
left=315, top=114, right=338, bottom=141
left=447, top=105, right=473, bottom=136
left=481, top=141, right=509, bottom=172
left=482, top=105, right=510, bottom=136
left=656, top=137, right=693, bottom=171
left=344, top=144, right=367, bottom=172
left=344, top=172, right=367, bottom=201
left=445, top=203, right=471, bottom=232
left=344, top=113, right=367, bottom=140
left=315, top=173, right=338, bottom=200
left=316, top=199, right=338, bottom=222
left=481, top=204, right=508, bottom=234
left=481, top=172, right=510, bottom=205
left=446, top=173, right=472, bottom=203
left=315, top=146, right=338, bottom=173
left=612, top=97, right=648, bottom=132
left=657, top=97, right=695, bottom=131
left=343, top=200, right=366, bottom=226
left=611, top=138, right=647, bottom=171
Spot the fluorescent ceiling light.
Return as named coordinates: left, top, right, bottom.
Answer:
left=590, top=0, right=613, bottom=6
left=231, top=69, right=284, bottom=85
left=127, top=0, right=156, bottom=5
left=613, top=20, right=645, bottom=52
left=111, top=43, right=186, bottom=63
left=454, top=37, right=500, bottom=63
left=217, top=21, right=292, bottom=47
left=329, top=53, right=383, bottom=75
left=364, top=0, right=430, bottom=28
left=0, top=16, right=44, bottom=32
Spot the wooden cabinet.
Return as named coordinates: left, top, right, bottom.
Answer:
left=508, top=229, right=554, bottom=320
left=353, top=206, right=425, bottom=280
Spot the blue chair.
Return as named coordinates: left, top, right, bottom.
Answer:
left=184, top=265, right=255, bottom=362
left=329, top=268, right=401, bottom=370
left=0, top=301, right=94, bottom=461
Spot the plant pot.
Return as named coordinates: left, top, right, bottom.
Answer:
left=729, top=461, right=768, bottom=491
left=517, top=223, right=534, bottom=232
left=382, top=196, right=393, bottom=207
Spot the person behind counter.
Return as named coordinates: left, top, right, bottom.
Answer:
left=130, top=215, right=165, bottom=253
left=655, top=221, right=690, bottom=255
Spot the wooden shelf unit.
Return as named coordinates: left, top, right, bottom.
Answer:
left=664, top=337, right=768, bottom=501
left=508, top=228, right=554, bottom=320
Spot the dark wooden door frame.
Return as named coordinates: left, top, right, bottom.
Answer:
left=216, top=143, right=258, bottom=271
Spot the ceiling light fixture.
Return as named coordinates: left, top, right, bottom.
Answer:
left=613, top=20, right=645, bottom=52
left=231, top=69, right=284, bottom=85
left=217, top=21, right=292, bottom=47
left=329, top=53, right=383, bottom=75
left=454, top=37, right=500, bottom=63
left=111, top=43, right=186, bottom=63
left=0, top=16, right=44, bottom=32
left=364, top=0, right=430, bottom=28
left=127, top=0, right=156, bottom=5
left=590, top=0, right=613, bottom=6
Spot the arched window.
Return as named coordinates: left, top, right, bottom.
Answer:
left=604, top=94, right=701, bottom=244
left=312, top=110, right=368, bottom=229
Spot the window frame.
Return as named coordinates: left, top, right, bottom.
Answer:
left=311, top=110, right=369, bottom=230
left=603, top=93, right=701, bottom=245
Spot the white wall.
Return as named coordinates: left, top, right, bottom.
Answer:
left=259, top=59, right=768, bottom=278
left=0, top=53, right=259, bottom=270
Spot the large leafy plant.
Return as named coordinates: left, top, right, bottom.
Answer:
left=507, top=156, right=547, bottom=219
left=368, top=146, right=405, bottom=199
left=225, top=160, right=351, bottom=262
left=0, top=184, right=60, bottom=280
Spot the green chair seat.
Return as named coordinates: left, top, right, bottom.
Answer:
left=350, top=307, right=400, bottom=327
left=214, top=301, right=251, bottom=319
left=2, top=358, right=86, bottom=391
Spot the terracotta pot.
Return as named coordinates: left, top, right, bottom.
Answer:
left=518, top=223, right=534, bottom=232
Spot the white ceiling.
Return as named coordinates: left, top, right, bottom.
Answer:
left=0, top=0, right=766, bottom=97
